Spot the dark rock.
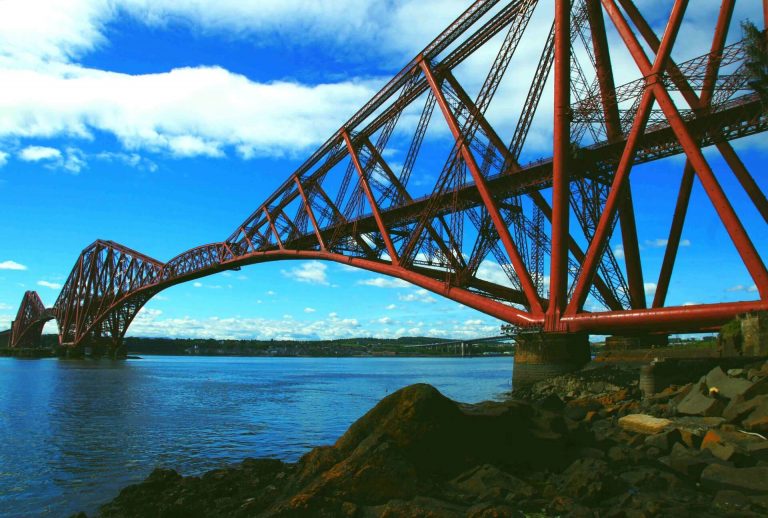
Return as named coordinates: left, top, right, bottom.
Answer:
left=743, top=399, right=768, bottom=433
left=700, top=464, right=768, bottom=494
left=537, top=393, right=565, bottom=412
left=556, top=458, right=624, bottom=504
left=722, top=394, right=768, bottom=424
left=450, top=464, right=532, bottom=503
left=371, top=496, right=466, bottom=517
left=644, top=428, right=682, bottom=453
left=706, top=366, right=754, bottom=400
left=466, top=502, right=523, bottom=518
left=712, top=489, right=752, bottom=513
left=284, top=384, right=584, bottom=509
left=676, top=381, right=726, bottom=416
left=743, top=376, right=768, bottom=399
left=671, top=416, right=726, bottom=448
left=564, top=405, right=588, bottom=421
left=659, top=443, right=719, bottom=480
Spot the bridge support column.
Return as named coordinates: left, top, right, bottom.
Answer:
left=513, top=333, right=590, bottom=388
left=605, top=335, right=669, bottom=350
left=109, top=341, right=127, bottom=359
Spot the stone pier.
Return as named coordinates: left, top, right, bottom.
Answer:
left=512, top=332, right=591, bottom=388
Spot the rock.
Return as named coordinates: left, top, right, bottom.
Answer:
left=675, top=382, right=726, bottom=417
left=371, top=496, right=466, bottom=518
left=670, top=416, right=726, bottom=448
left=727, top=369, right=746, bottom=378
left=743, top=376, right=768, bottom=399
left=706, top=366, right=754, bottom=400
left=537, top=393, right=565, bottom=412
left=450, top=464, right=533, bottom=503
left=556, top=458, right=624, bottom=504
left=723, top=394, right=768, bottom=424
left=644, top=428, right=682, bottom=453
left=659, top=443, right=718, bottom=480
left=700, top=464, right=768, bottom=494
left=618, top=414, right=672, bottom=434
left=701, top=430, right=739, bottom=462
left=743, top=399, right=768, bottom=433
left=607, top=446, right=630, bottom=464
left=564, top=405, right=588, bottom=421
left=712, top=490, right=752, bottom=513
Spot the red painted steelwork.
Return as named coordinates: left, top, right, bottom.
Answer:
left=6, top=0, right=767, bottom=347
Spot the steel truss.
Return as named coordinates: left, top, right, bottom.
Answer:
left=7, top=0, right=768, bottom=348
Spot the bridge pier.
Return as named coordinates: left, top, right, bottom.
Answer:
left=512, top=332, right=591, bottom=388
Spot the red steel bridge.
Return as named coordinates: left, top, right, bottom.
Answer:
left=4, top=0, right=768, bottom=354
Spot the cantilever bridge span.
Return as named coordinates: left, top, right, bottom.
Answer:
left=5, top=0, right=768, bottom=353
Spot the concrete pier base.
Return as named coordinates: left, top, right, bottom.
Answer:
left=513, top=333, right=591, bottom=389
left=605, top=334, right=668, bottom=350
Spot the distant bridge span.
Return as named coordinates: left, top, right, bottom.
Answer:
left=6, top=0, right=768, bottom=351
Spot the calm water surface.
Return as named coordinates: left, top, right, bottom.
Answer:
left=0, top=355, right=513, bottom=516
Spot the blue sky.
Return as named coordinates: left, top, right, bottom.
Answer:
left=0, top=0, right=766, bottom=340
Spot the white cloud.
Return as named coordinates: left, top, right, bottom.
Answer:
left=266, top=290, right=276, bottom=296
left=376, top=316, right=393, bottom=325
left=727, top=284, right=759, bottom=293
left=643, top=238, right=691, bottom=249
left=18, top=145, right=86, bottom=173
left=385, top=303, right=397, bottom=310
left=37, top=280, right=61, bottom=289
left=281, top=261, right=329, bottom=285
left=644, top=282, right=657, bottom=296
left=356, top=277, right=410, bottom=288
left=19, top=145, right=61, bottom=161
left=398, top=289, right=436, bottom=304
left=613, top=244, right=625, bottom=260
left=0, top=260, right=27, bottom=270
left=192, top=281, right=203, bottom=288
left=0, top=64, right=380, bottom=159
left=0, top=151, right=8, bottom=167
left=304, top=307, right=316, bottom=313
left=644, top=238, right=668, bottom=248
left=0, top=303, right=12, bottom=310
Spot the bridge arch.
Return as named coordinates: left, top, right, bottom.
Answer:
left=5, top=0, right=768, bottom=350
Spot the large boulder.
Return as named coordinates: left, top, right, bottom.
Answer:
left=282, top=384, right=587, bottom=509
left=700, top=465, right=768, bottom=494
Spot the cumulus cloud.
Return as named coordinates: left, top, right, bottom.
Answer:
left=0, top=260, right=27, bottom=270
left=0, top=0, right=760, bottom=166
left=644, top=282, right=657, bottom=296
left=0, top=151, right=8, bottom=167
left=19, top=145, right=61, bottom=161
left=281, top=261, right=329, bottom=285
left=385, top=303, right=397, bottom=310
left=17, top=145, right=85, bottom=172
left=0, top=65, right=379, bottom=159
left=398, top=289, right=436, bottom=304
left=129, top=307, right=365, bottom=340
left=37, top=280, right=62, bottom=289
left=356, top=277, right=410, bottom=288
left=304, top=307, right=316, bottom=313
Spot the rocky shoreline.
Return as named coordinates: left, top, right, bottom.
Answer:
left=76, top=358, right=768, bottom=517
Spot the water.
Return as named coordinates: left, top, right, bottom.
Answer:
left=0, top=355, right=513, bottom=517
